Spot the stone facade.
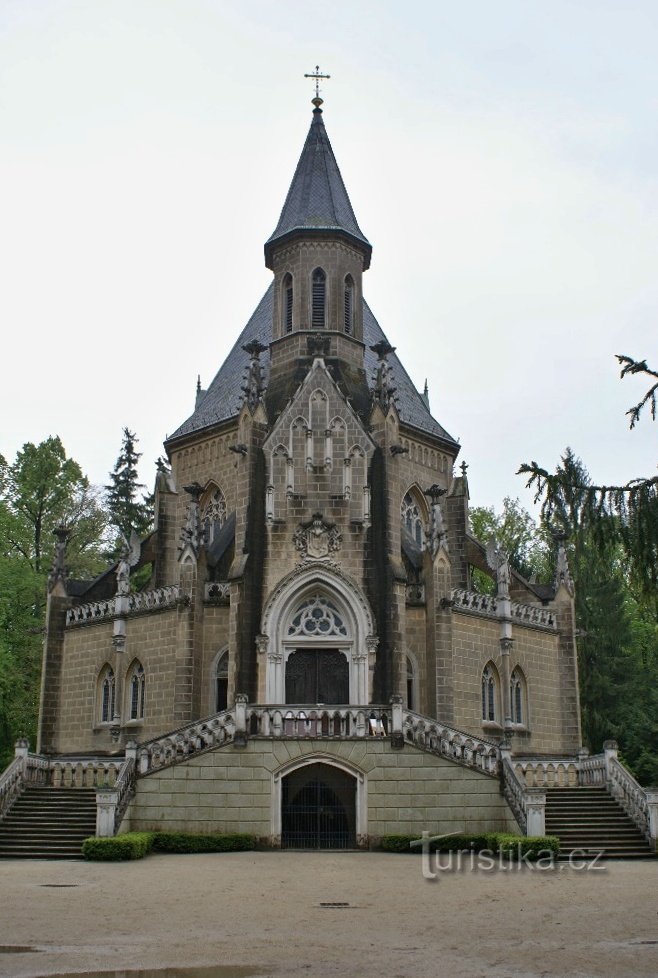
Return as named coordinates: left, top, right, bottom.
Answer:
left=35, top=101, right=583, bottom=843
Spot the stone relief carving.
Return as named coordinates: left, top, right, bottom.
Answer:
left=293, top=512, right=342, bottom=560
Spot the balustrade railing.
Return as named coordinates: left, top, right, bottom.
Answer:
left=513, top=757, right=579, bottom=788
left=607, top=755, right=656, bottom=846
left=245, top=705, right=390, bottom=739
left=136, top=709, right=236, bottom=776
left=67, top=597, right=116, bottom=626
left=502, top=756, right=546, bottom=835
left=401, top=710, right=500, bottom=776
left=509, top=601, right=556, bottom=630
left=0, top=756, right=25, bottom=820
left=127, top=586, right=180, bottom=614
left=67, top=585, right=181, bottom=626
left=451, top=589, right=497, bottom=618
left=450, top=589, right=556, bottom=630
left=50, top=757, right=122, bottom=788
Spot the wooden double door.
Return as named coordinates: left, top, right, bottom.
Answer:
left=284, top=649, right=349, bottom=704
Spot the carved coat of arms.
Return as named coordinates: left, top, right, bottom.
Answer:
left=293, top=512, right=342, bottom=560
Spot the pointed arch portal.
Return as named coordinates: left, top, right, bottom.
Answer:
left=260, top=566, right=377, bottom=705
left=281, top=762, right=356, bottom=849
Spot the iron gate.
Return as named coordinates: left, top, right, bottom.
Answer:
left=282, top=776, right=355, bottom=850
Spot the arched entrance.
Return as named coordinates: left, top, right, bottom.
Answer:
left=281, top=762, right=356, bottom=849
left=259, top=566, right=378, bottom=704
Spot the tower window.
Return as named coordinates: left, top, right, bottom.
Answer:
left=99, top=666, right=115, bottom=724
left=481, top=664, right=498, bottom=722
left=344, top=275, right=354, bottom=335
left=128, top=662, right=145, bottom=720
left=284, top=273, right=293, bottom=333
left=510, top=668, right=525, bottom=725
left=311, top=268, right=326, bottom=328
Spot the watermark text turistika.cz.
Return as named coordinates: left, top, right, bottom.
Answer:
left=411, top=831, right=606, bottom=880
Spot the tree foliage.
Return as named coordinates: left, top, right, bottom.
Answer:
left=518, top=356, right=658, bottom=784
left=105, top=428, right=153, bottom=543
left=519, top=355, right=658, bottom=600
left=469, top=496, right=552, bottom=587
left=0, top=437, right=109, bottom=766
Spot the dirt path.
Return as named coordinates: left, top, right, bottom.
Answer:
left=0, top=852, right=656, bottom=978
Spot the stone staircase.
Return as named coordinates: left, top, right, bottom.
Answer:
left=545, top=786, right=655, bottom=858
left=0, top=786, right=96, bottom=859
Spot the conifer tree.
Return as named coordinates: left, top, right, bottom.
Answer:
left=519, top=355, right=658, bottom=600
left=105, top=428, right=152, bottom=541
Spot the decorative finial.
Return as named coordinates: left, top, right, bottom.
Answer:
left=460, top=460, right=469, bottom=478
left=196, top=374, right=201, bottom=394
left=304, top=65, right=330, bottom=108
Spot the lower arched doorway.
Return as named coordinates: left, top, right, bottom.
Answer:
left=281, top=762, right=356, bottom=850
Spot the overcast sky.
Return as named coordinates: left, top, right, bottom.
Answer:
left=1, top=0, right=656, bottom=516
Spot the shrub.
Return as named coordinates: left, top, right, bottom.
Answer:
left=380, top=832, right=559, bottom=859
left=82, top=832, right=155, bottom=861
left=152, top=831, right=256, bottom=853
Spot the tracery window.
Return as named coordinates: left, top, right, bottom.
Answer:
left=99, top=665, right=115, bottom=724
left=401, top=491, right=424, bottom=548
left=287, top=594, right=348, bottom=638
left=481, top=663, right=498, bottom=723
left=202, top=487, right=227, bottom=546
left=510, top=668, right=525, bottom=725
left=128, top=661, right=145, bottom=721
left=283, top=273, right=293, bottom=333
left=311, top=268, right=326, bottom=328
left=344, top=275, right=354, bottom=335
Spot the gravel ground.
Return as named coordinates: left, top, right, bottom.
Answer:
left=0, top=852, right=656, bottom=978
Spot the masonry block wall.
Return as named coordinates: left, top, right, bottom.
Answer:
left=126, top=739, right=517, bottom=841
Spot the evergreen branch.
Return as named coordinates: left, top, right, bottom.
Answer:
left=616, top=354, right=658, bottom=428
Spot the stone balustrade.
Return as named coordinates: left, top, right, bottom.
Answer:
left=245, top=705, right=391, bottom=739
left=451, top=588, right=497, bottom=618
left=96, top=753, right=136, bottom=838
left=136, top=710, right=236, bottom=775
left=450, top=588, right=556, bottom=630
left=513, top=757, right=579, bottom=788
left=401, top=710, right=500, bottom=776
left=50, top=757, right=123, bottom=788
left=0, top=756, right=25, bottom=820
left=66, top=597, right=116, bottom=626
left=509, top=600, right=556, bottom=630
left=502, top=756, right=546, bottom=835
left=66, top=585, right=181, bottom=626
left=126, top=586, right=180, bottom=614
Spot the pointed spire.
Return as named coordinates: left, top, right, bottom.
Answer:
left=422, top=379, right=430, bottom=409
left=265, top=106, right=371, bottom=269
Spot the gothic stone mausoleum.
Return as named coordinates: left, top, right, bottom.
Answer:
left=5, top=97, right=656, bottom=858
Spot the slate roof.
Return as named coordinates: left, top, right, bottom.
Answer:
left=264, top=107, right=371, bottom=267
left=167, top=285, right=458, bottom=448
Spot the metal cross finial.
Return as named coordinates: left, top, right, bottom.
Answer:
left=304, top=65, right=330, bottom=104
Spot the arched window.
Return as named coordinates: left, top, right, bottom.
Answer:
left=283, top=273, right=293, bottom=333
left=401, top=491, right=425, bottom=548
left=99, top=665, right=115, bottom=724
left=214, top=650, right=229, bottom=713
left=311, top=268, right=326, bottom=328
left=344, top=275, right=354, bottom=335
left=481, top=663, right=499, bottom=723
left=510, top=668, right=526, bottom=725
left=406, top=655, right=416, bottom=712
left=127, top=661, right=145, bottom=721
left=201, top=486, right=227, bottom=546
